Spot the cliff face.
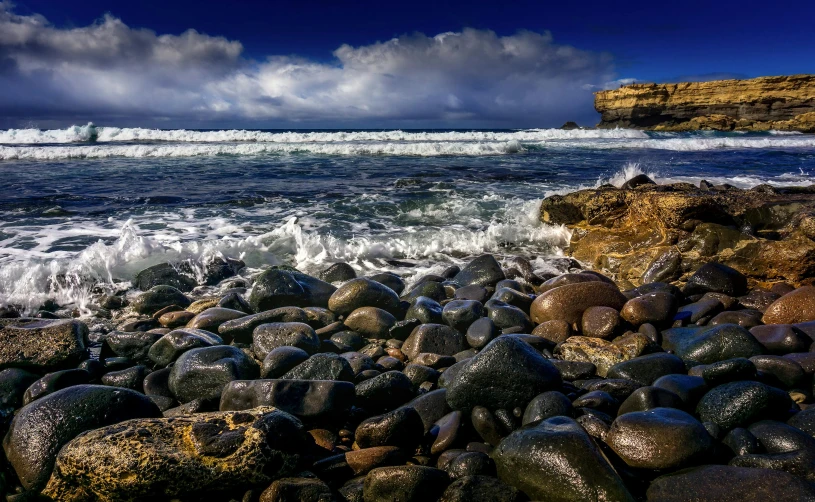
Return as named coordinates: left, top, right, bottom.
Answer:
left=595, top=75, right=815, bottom=132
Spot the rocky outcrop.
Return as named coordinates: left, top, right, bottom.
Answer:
left=595, top=75, right=815, bottom=132
left=539, top=181, right=815, bottom=287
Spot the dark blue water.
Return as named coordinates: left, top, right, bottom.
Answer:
left=0, top=126, right=813, bottom=312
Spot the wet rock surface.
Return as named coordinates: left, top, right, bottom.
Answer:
left=1, top=246, right=814, bottom=501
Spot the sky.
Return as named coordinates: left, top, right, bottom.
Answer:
left=2, top=0, right=814, bottom=129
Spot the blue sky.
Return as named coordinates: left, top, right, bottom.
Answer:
left=3, top=0, right=814, bottom=128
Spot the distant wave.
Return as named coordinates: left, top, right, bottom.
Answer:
left=0, top=124, right=649, bottom=144
left=540, top=136, right=815, bottom=151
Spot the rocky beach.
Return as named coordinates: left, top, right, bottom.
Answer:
left=0, top=174, right=813, bottom=501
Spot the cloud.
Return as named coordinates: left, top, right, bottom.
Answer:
left=0, top=2, right=622, bottom=127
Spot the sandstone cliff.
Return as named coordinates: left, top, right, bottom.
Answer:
left=540, top=179, right=815, bottom=288
left=595, top=75, right=815, bottom=132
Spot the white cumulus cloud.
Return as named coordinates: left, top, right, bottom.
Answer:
left=0, top=2, right=624, bottom=127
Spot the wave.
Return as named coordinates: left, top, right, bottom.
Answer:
left=0, top=124, right=650, bottom=145
left=541, top=136, right=815, bottom=151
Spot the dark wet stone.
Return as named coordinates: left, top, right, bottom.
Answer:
left=319, top=262, right=357, bottom=283
left=465, top=317, right=498, bottom=349
left=329, top=278, right=400, bottom=316
left=750, top=324, right=812, bottom=355
left=550, top=360, right=596, bottom=380
left=2, top=385, right=161, bottom=491
left=438, top=475, right=521, bottom=502
left=260, top=477, right=333, bottom=502
left=356, top=406, right=425, bottom=450
left=132, top=286, right=191, bottom=314
left=363, top=465, right=450, bottom=502
left=579, top=378, right=641, bottom=402
left=750, top=355, right=805, bottom=388
left=250, top=269, right=336, bottom=312
left=404, top=281, right=447, bottom=303
left=607, top=407, right=713, bottom=469
left=453, top=254, right=505, bottom=288
left=369, top=272, right=406, bottom=296
left=342, top=352, right=377, bottom=376
left=728, top=420, right=815, bottom=481
left=646, top=465, right=815, bottom=501
left=387, top=318, right=420, bottom=342
left=252, top=322, right=320, bottom=359
left=455, top=285, right=489, bottom=303
left=104, top=330, right=163, bottom=362
left=709, top=310, right=763, bottom=328
left=185, top=307, right=246, bottom=334
left=0, top=318, right=89, bottom=371
left=739, top=289, right=782, bottom=313
left=606, top=352, right=686, bottom=387
left=492, top=416, right=633, bottom=502
left=344, top=307, right=397, bottom=338
left=531, top=319, right=572, bottom=344
left=430, top=410, right=462, bottom=455
left=581, top=306, right=621, bottom=338
left=22, top=369, right=90, bottom=406
left=572, top=390, right=618, bottom=415
left=642, top=248, right=682, bottom=284
left=723, top=427, right=761, bottom=456
left=143, top=367, right=172, bottom=398
left=0, top=368, right=39, bottom=410
left=617, top=386, right=684, bottom=415
left=674, top=297, right=723, bottom=324
left=135, top=262, right=196, bottom=292
left=148, top=328, right=223, bottom=367
left=666, top=323, right=765, bottom=364
left=445, top=452, right=495, bottom=479
left=471, top=406, right=509, bottom=446
left=413, top=353, right=457, bottom=369
left=620, top=291, right=677, bottom=327
left=684, top=263, right=748, bottom=297
left=446, top=336, right=561, bottom=413
left=258, top=346, right=309, bottom=380
left=220, top=379, right=354, bottom=424
left=442, top=300, right=484, bottom=332
left=522, top=391, right=573, bottom=425
left=216, top=291, right=251, bottom=314
left=282, top=352, right=354, bottom=382
left=401, top=388, right=452, bottom=432
left=355, top=371, right=415, bottom=412
left=696, top=380, right=793, bottom=429
left=218, top=307, right=309, bottom=344
left=403, top=324, right=466, bottom=360
left=485, top=301, right=531, bottom=331
left=169, top=345, right=259, bottom=403
left=404, top=296, right=444, bottom=324
left=653, top=374, right=708, bottom=408
left=101, top=365, right=148, bottom=392
left=789, top=408, right=815, bottom=438
left=404, top=364, right=440, bottom=389
left=688, top=357, right=758, bottom=386
left=490, top=288, right=533, bottom=314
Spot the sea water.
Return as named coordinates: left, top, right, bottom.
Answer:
left=0, top=125, right=813, bottom=314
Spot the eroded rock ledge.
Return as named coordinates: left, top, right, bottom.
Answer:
left=540, top=178, right=815, bottom=287
left=595, top=75, right=815, bottom=132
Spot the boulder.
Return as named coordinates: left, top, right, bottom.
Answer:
left=696, top=380, right=793, bottom=429
left=135, top=262, right=196, bottom=292
left=453, top=255, right=505, bottom=287
left=0, top=319, right=88, bottom=371
left=684, top=263, right=748, bottom=297
left=249, top=268, right=336, bottom=312
left=131, top=286, right=190, bottom=314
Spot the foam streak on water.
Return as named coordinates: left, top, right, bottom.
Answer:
left=0, top=126, right=813, bottom=314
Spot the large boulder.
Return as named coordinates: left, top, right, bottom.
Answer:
left=42, top=407, right=305, bottom=501
left=492, top=416, right=634, bottom=502
left=0, top=319, right=88, bottom=371
left=2, top=385, right=161, bottom=491
left=446, top=336, right=561, bottom=412
left=453, top=255, right=506, bottom=287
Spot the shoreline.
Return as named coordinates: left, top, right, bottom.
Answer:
left=0, top=176, right=814, bottom=500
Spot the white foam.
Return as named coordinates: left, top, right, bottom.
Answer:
left=541, top=136, right=815, bottom=151
left=0, top=123, right=98, bottom=144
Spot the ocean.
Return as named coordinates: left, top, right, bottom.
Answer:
left=1, top=124, right=813, bottom=314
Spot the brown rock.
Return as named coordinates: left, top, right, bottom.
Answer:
left=763, top=286, right=815, bottom=324
left=581, top=306, right=621, bottom=338
left=531, top=320, right=572, bottom=344
left=158, top=310, right=195, bottom=328
left=556, top=333, right=650, bottom=377
left=530, top=282, right=627, bottom=326
left=344, top=307, right=397, bottom=338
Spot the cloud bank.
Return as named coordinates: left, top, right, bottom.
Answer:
left=0, top=2, right=621, bottom=127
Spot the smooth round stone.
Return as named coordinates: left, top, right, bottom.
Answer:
left=404, top=296, right=444, bottom=324
left=185, top=307, right=245, bottom=333
left=722, top=427, right=760, bottom=456
left=319, top=262, right=357, bottom=283
left=445, top=452, right=495, bottom=479
left=471, top=406, right=508, bottom=446
left=148, top=328, right=223, bottom=367
left=490, top=288, right=533, bottom=314
left=355, top=406, right=425, bottom=450
left=442, top=300, right=484, bottom=332
left=344, top=307, right=397, bottom=339
left=413, top=353, right=457, bottom=370
left=430, top=410, right=462, bottom=455
left=492, top=416, right=634, bottom=502
left=168, top=345, right=258, bottom=403
left=617, top=386, right=684, bottom=415
left=369, top=273, right=406, bottom=296
left=620, top=291, right=677, bottom=326
left=252, top=322, right=320, bottom=359
left=653, top=374, right=708, bottom=408
left=670, top=323, right=765, bottom=365
left=23, top=369, right=91, bottom=405
left=750, top=324, right=812, bottom=355
left=738, top=290, right=781, bottom=312
left=749, top=355, right=805, bottom=388
left=572, top=390, right=618, bottom=415
left=158, top=310, right=195, bottom=328
left=404, top=281, right=447, bottom=303
left=728, top=420, right=815, bottom=479
left=452, top=254, right=505, bottom=288
left=355, top=371, right=415, bottom=412
left=788, top=408, right=815, bottom=438
left=104, top=331, right=164, bottom=362
left=683, top=263, right=748, bottom=297
left=688, top=357, right=757, bottom=386
left=606, top=407, right=713, bottom=469
left=606, top=352, right=686, bottom=387
left=646, top=465, right=815, bottom=501
left=0, top=368, right=40, bottom=410
left=329, top=278, right=401, bottom=317
left=550, top=360, right=596, bottom=380
left=260, top=347, right=310, bottom=379
left=454, top=285, right=489, bottom=303
left=283, top=352, right=355, bottom=382
left=216, top=291, right=251, bottom=313
left=438, top=475, right=521, bottom=502
left=142, top=367, right=173, bottom=398
left=708, top=310, right=763, bottom=328
left=485, top=301, right=531, bottom=331
left=763, top=286, right=815, bottom=325
left=531, top=319, right=572, bottom=344
left=131, top=286, right=190, bottom=315
left=101, top=365, right=149, bottom=392
left=404, top=364, right=440, bottom=389
left=537, top=273, right=604, bottom=294
left=249, top=269, right=310, bottom=312
left=696, top=380, right=793, bottom=429
left=581, top=306, right=621, bottom=338
left=522, top=391, right=573, bottom=425
left=531, top=282, right=627, bottom=325
left=580, top=378, right=640, bottom=402
left=402, top=324, right=466, bottom=360
left=363, top=466, right=450, bottom=502
left=219, top=307, right=310, bottom=344
left=260, top=477, right=333, bottom=502
left=376, top=356, right=404, bottom=371
left=784, top=352, right=815, bottom=374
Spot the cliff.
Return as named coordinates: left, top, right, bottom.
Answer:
left=594, top=75, right=815, bottom=132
